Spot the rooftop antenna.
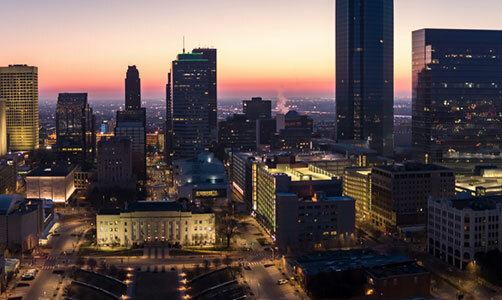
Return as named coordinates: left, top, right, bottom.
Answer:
left=183, top=36, right=185, bottom=54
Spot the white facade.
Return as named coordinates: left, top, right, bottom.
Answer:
left=428, top=195, right=502, bottom=269
left=96, top=202, right=215, bottom=247
left=26, top=167, right=76, bottom=203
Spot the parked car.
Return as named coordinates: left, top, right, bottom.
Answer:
left=21, top=269, right=37, bottom=280
left=277, top=279, right=288, bottom=285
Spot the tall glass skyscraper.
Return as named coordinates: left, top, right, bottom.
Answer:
left=125, top=65, right=141, bottom=110
left=172, top=52, right=211, bottom=159
left=56, top=93, right=95, bottom=163
left=336, top=0, right=394, bottom=156
left=412, top=29, right=502, bottom=161
left=0, top=65, right=39, bottom=151
left=192, top=48, right=217, bottom=138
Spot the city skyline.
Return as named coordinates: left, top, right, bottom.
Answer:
left=3, top=0, right=502, bottom=101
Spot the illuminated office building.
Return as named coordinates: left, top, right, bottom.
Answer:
left=336, top=0, right=394, bottom=156
left=0, top=99, right=6, bottom=156
left=343, top=167, right=372, bottom=222
left=172, top=52, right=211, bottom=158
left=0, top=65, right=39, bottom=151
left=192, top=48, right=217, bottom=137
left=412, top=29, right=502, bottom=161
left=125, top=66, right=141, bottom=110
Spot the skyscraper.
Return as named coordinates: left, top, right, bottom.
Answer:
left=243, top=97, right=272, bottom=120
left=116, top=66, right=146, bottom=181
left=56, top=93, right=95, bottom=163
left=0, top=65, right=39, bottom=151
left=0, top=99, right=6, bottom=157
left=125, top=65, right=141, bottom=110
left=336, top=0, right=394, bottom=156
left=165, top=72, right=174, bottom=162
left=192, top=48, right=217, bottom=137
left=412, top=29, right=502, bottom=162
left=172, top=52, right=211, bottom=158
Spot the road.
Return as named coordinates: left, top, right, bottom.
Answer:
left=23, top=219, right=88, bottom=300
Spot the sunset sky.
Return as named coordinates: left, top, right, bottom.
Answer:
left=2, top=0, right=502, bottom=101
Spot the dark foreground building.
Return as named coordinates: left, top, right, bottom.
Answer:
left=412, top=29, right=502, bottom=162
left=336, top=0, right=394, bottom=156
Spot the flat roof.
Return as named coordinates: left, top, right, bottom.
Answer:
left=366, top=263, right=429, bottom=279
left=267, top=165, right=332, bottom=181
left=432, top=194, right=502, bottom=211
left=28, top=165, right=75, bottom=177
left=376, top=162, right=450, bottom=173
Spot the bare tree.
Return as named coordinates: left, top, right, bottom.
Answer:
left=203, top=259, right=211, bottom=270
left=222, top=255, right=232, bottom=267
left=213, top=258, right=221, bottom=269
left=219, top=215, right=239, bottom=249
left=75, top=256, right=85, bottom=269
left=87, top=258, right=97, bottom=271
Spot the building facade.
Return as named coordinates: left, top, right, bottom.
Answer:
left=336, top=0, right=394, bottom=156
left=97, top=137, right=134, bottom=188
left=0, top=164, right=16, bottom=194
left=428, top=195, right=502, bottom=269
left=0, top=65, right=39, bottom=151
left=115, top=109, right=146, bottom=181
left=218, top=114, right=257, bottom=152
left=125, top=66, right=141, bottom=110
left=243, top=97, right=271, bottom=120
left=412, top=29, right=502, bottom=162
left=192, top=48, right=217, bottom=137
left=343, top=167, right=372, bottom=222
left=25, top=165, right=77, bottom=203
left=55, top=93, right=95, bottom=163
left=275, top=193, right=355, bottom=250
left=0, top=99, right=6, bottom=157
left=172, top=52, right=211, bottom=158
left=372, top=163, right=455, bottom=231
left=96, top=201, right=215, bottom=247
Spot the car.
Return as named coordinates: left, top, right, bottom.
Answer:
left=277, top=279, right=288, bottom=285
left=21, top=269, right=37, bottom=280
left=244, top=266, right=251, bottom=270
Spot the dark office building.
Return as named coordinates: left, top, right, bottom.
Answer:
left=273, top=111, right=313, bottom=151
left=218, top=114, right=257, bottom=152
left=172, top=52, right=211, bottom=159
left=257, top=119, right=276, bottom=145
left=125, top=66, right=141, bottom=110
left=412, top=29, right=502, bottom=162
left=116, top=66, right=146, bottom=180
left=336, top=0, right=394, bottom=156
left=243, top=97, right=271, bottom=120
left=55, top=93, right=95, bottom=163
left=192, top=48, right=217, bottom=137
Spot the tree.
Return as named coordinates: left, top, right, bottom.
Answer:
left=75, top=256, right=85, bottom=269
left=222, top=255, right=232, bottom=267
left=203, top=259, right=211, bottom=270
left=99, top=260, right=108, bottom=273
left=213, top=258, right=221, bottom=269
left=87, top=258, right=97, bottom=271
left=219, top=215, right=239, bottom=249
left=109, top=265, right=118, bottom=277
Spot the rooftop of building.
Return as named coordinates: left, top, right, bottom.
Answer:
left=375, top=162, right=451, bottom=173
left=27, top=164, right=76, bottom=177
left=266, top=164, right=333, bottom=181
left=296, top=249, right=413, bottom=276
left=97, top=201, right=213, bottom=215
left=366, top=262, right=429, bottom=279
left=0, top=194, right=40, bottom=216
left=431, top=194, right=502, bottom=211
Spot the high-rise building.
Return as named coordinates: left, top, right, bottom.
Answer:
left=125, top=66, right=141, bottom=110
left=172, top=52, right=211, bottom=158
left=192, top=48, right=217, bottom=137
left=243, top=97, right=271, bottom=120
left=117, top=66, right=146, bottom=181
left=336, top=0, right=394, bottom=156
left=165, top=72, right=174, bottom=162
left=412, top=29, right=502, bottom=162
left=218, top=114, right=257, bottom=152
left=343, top=167, right=372, bottom=222
left=272, top=111, right=313, bottom=151
left=55, top=93, right=95, bottom=163
left=0, top=99, right=6, bottom=157
left=115, top=110, right=146, bottom=181
left=0, top=65, right=39, bottom=151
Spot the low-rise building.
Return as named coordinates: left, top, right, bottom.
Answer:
left=172, top=152, right=228, bottom=204
left=96, top=201, right=215, bottom=247
left=0, top=195, right=44, bottom=251
left=25, top=164, right=76, bottom=203
left=371, top=162, right=455, bottom=232
left=343, top=167, right=372, bottom=222
left=256, top=161, right=342, bottom=237
left=294, top=249, right=430, bottom=300
left=276, top=193, right=355, bottom=250
left=428, top=194, right=502, bottom=269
